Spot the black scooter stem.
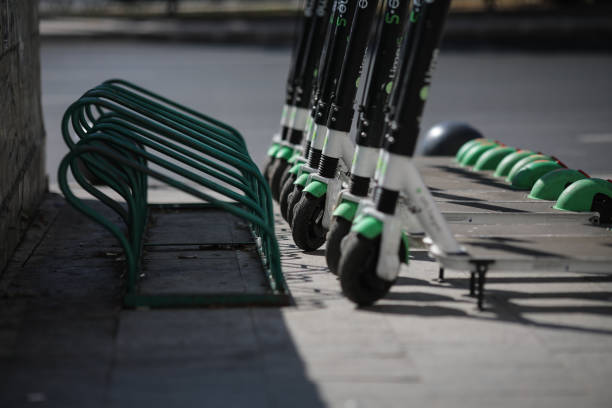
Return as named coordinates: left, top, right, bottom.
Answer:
left=294, top=0, right=334, bottom=110
left=386, top=0, right=452, bottom=157
left=313, top=0, right=357, bottom=128
left=355, top=0, right=411, bottom=148
left=327, top=0, right=380, bottom=133
left=286, top=0, right=334, bottom=145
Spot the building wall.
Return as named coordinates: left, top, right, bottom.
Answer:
left=0, top=0, right=46, bottom=271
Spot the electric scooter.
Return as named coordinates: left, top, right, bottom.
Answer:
left=289, top=0, right=381, bottom=251
left=337, top=0, right=461, bottom=305
left=325, top=0, right=412, bottom=272
left=282, top=0, right=358, bottom=224
left=264, top=0, right=315, bottom=181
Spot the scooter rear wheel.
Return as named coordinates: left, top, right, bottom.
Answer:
left=338, top=232, right=397, bottom=306
left=291, top=192, right=327, bottom=251
left=325, top=216, right=352, bottom=275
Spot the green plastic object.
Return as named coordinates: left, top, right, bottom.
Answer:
left=554, top=178, right=612, bottom=222
left=294, top=173, right=309, bottom=186
left=505, top=153, right=550, bottom=182
left=267, top=143, right=280, bottom=157
left=509, top=160, right=562, bottom=190
left=333, top=200, right=358, bottom=221
left=351, top=214, right=383, bottom=239
left=473, top=146, right=516, bottom=171
left=455, top=138, right=488, bottom=163
left=494, top=150, right=534, bottom=177
left=529, top=169, right=588, bottom=200
left=303, top=180, right=328, bottom=198
left=289, top=162, right=303, bottom=175
left=460, top=142, right=499, bottom=167
left=275, top=145, right=293, bottom=160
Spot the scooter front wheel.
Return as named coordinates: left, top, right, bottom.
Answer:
left=338, top=232, right=397, bottom=306
left=269, top=158, right=290, bottom=201
left=263, top=156, right=276, bottom=183
left=279, top=173, right=297, bottom=222
left=325, top=216, right=352, bottom=275
left=291, top=192, right=327, bottom=251
left=286, top=183, right=305, bottom=225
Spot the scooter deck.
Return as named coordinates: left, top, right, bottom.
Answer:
left=429, top=235, right=612, bottom=274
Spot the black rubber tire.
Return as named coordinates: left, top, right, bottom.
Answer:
left=338, top=232, right=397, bottom=306
left=263, top=156, right=276, bottom=183
left=279, top=166, right=294, bottom=194
left=286, top=183, right=305, bottom=225
left=291, top=192, right=328, bottom=251
left=269, top=158, right=290, bottom=201
left=325, top=216, right=352, bottom=275
left=279, top=173, right=297, bottom=222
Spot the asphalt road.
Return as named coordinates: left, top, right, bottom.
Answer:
left=41, top=39, right=612, bottom=185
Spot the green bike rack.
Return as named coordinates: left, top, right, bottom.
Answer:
left=58, top=80, right=290, bottom=307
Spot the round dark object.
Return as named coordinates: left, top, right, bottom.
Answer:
left=279, top=173, right=297, bottom=222
left=269, top=158, right=291, bottom=201
left=291, top=192, right=327, bottom=251
left=420, top=121, right=483, bottom=156
left=338, top=232, right=396, bottom=306
left=325, top=216, right=352, bottom=275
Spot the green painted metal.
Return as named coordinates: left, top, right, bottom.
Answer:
left=455, top=138, right=487, bottom=163
left=494, top=150, right=534, bottom=177
left=351, top=215, right=383, bottom=239
left=333, top=200, right=358, bottom=221
left=473, top=146, right=516, bottom=171
left=554, top=178, right=612, bottom=212
left=294, top=173, right=310, bottom=187
left=506, top=154, right=551, bottom=183
left=275, top=145, right=294, bottom=160
left=459, top=142, right=498, bottom=167
left=529, top=169, right=588, bottom=201
left=57, top=79, right=289, bottom=307
left=510, top=160, right=562, bottom=190
left=303, top=180, right=328, bottom=198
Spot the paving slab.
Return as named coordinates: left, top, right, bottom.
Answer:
left=2, top=191, right=612, bottom=408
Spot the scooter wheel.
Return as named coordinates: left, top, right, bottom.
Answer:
left=269, top=158, right=290, bottom=201
left=325, top=216, right=352, bottom=275
left=291, top=192, right=327, bottom=251
left=339, top=232, right=396, bottom=306
left=279, top=173, right=297, bottom=222
left=286, top=183, right=305, bottom=225
left=279, top=167, right=294, bottom=194
left=263, top=156, right=276, bottom=183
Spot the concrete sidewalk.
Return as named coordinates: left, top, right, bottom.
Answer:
left=1, top=186, right=612, bottom=407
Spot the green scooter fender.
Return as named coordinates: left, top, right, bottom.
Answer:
left=289, top=163, right=304, bottom=175
left=294, top=173, right=310, bottom=187
left=529, top=169, right=588, bottom=201
left=267, top=143, right=280, bottom=157
left=351, top=215, right=383, bottom=239
left=275, top=146, right=294, bottom=160
left=510, top=160, right=562, bottom=190
left=303, top=180, right=328, bottom=198
left=333, top=200, right=358, bottom=221
left=554, top=178, right=612, bottom=216
left=473, top=146, right=516, bottom=171
left=494, top=150, right=534, bottom=178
